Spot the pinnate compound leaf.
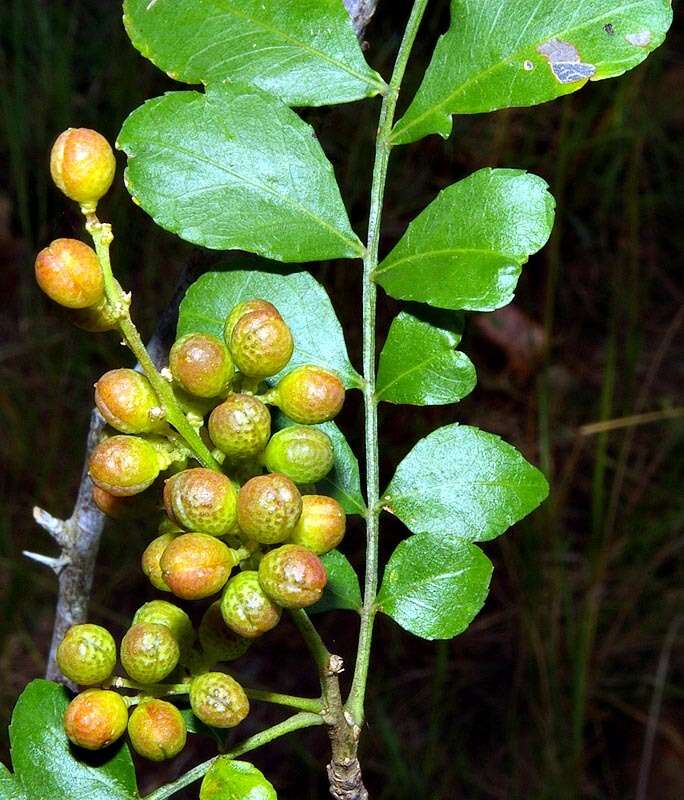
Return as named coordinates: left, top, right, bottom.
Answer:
left=3, top=680, right=138, bottom=800
left=376, top=310, right=476, bottom=405
left=177, top=267, right=361, bottom=388
left=377, top=533, right=493, bottom=639
left=310, top=550, right=362, bottom=614
left=123, top=0, right=385, bottom=107
left=383, top=424, right=549, bottom=541
left=273, top=414, right=365, bottom=515
left=117, top=84, right=363, bottom=262
left=200, top=758, right=276, bottom=800
left=375, top=169, right=555, bottom=312
left=392, top=0, right=673, bottom=144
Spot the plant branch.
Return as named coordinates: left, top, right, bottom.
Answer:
left=347, top=0, right=430, bottom=726
left=145, top=712, right=324, bottom=800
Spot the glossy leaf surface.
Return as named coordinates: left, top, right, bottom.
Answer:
left=200, top=758, right=276, bottom=800
left=375, top=169, right=555, bottom=311
left=392, top=0, right=673, bottom=144
left=123, top=0, right=384, bottom=107
left=118, top=84, right=362, bottom=262
left=309, top=550, right=362, bottom=614
left=377, top=532, right=493, bottom=639
left=383, top=424, right=549, bottom=541
left=376, top=310, right=476, bottom=405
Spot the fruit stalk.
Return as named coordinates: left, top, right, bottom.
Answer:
left=84, top=212, right=220, bottom=471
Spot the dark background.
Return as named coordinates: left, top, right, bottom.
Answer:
left=1, top=2, right=682, bottom=798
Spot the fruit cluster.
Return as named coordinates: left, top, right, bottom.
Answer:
left=37, top=128, right=348, bottom=761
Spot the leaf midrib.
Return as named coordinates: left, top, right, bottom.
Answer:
left=392, top=0, right=652, bottom=140
left=126, top=132, right=361, bottom=255
left=134, top=0, right=385, bottom=94
left=376, top=344, right=464, bottom=401
left=375, top=246, right=517, bottom=277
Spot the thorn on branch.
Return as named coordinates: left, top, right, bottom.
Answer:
left=23, top=550, right=71, bottom=574
left=33, top=506, right=71, bottom=549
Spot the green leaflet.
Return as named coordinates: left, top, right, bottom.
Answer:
left=117, top=84, right=363, bottom=262
left=123, top=0, right=385, bottom=107
left=375, top=169, right=555, bottom=311
left=377, top=533, right=493, bottom=640
left=376, top=310, right=476, bottom=405
left=177, top=267, right=361, bottom=389
left=200, top=758, right=277, bottom=800
left=392, top=0, right=672, bottom=144
left=383, top=424, right=549, bottom=541
left=310, top=550, right=362, bottom=614
left=3, top=681, right=138, bottom=800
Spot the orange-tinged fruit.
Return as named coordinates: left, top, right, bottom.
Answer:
left=169, top=333, right=234, bottom=398
left=263, top=426, right=334, bottom=484
left=189, top=672, right=249, bottom=728
left=274, top=365, right=345, bottom=424
left=290, top=495, right=346, bottom=554
left=64, top=689, right=128, bottom=750
left=120, top=622, right=179, bottom=684
left=160, top=532, right=235, bottom=600
left=237, top=473, right=302, bottom=544
left=258, top=544, right=327, bottom=608
left=50, top=128, right=116, bottom=206
left=220, top=570, right=281, bottom=638
left=95, top=369, right=164, bottom=434
left=163, top=468, right=238, bottom=536
left=229, top=310, right=293, bottom=378
left=88, top=435, right=161, bottom=496
left=142, top=532, right=178, bottom=592
left=223, top=299, right=280, bottom=344
left=35, top=238, right=104, bottom=309
left=128, top=699, right=187, bottom=761
left=56, top=624, right=116, bottom=686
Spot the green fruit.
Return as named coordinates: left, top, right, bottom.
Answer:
left=142, top=532, right=178, bottom=592
left=208, top=394, right=271, bottom=460
left=189, top=672, right=249, bottom=728
left=169, top=333, right=234, bottom=398
left=223, top=299, right=280, bottom=344
left=64, top=690, right=128, bottom=751
left=273, top=365, right=345, bottom=424
left=160, top=533, right=236, bottom=600
left=88, top=435, right=161, bottom=496
left=258, top=544, right=328, bottom=608
left=237, top=473, right=302, bottom=544
left=290, top=495, right=346, bottom=554
left=120, top=622, right=180, bottom=684
left=229, top=310, right=293, bottom=378
left=95, top=369, right=164, bottom=434
left=56, top=624, right=116, bottom=686
left=133, top=601, right=194, bottom=661
left=263, top=426, right=334, bottom=484
left=127, top=699, right=187, bottom=762
left=163, top=468, right=238, bottom=536
left=198, top=602, right=251, bottom=663
left=35, top=238, right=104, bottom=309
left=220, top=571, right=281, bottom=639
left=50, top=128, right=116, bottom=207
